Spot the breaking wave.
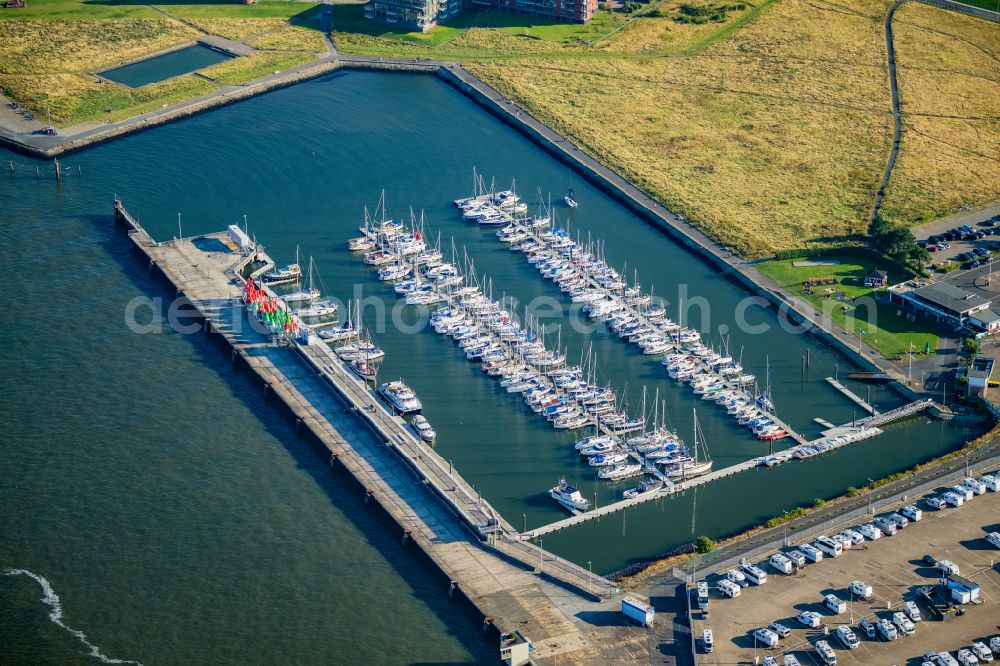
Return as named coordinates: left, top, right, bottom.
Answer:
left=3, top=568, right=143, bottom=665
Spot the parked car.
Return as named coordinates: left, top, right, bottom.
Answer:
left=762, top=656, right=779, bottom=666
left=923, top=554, right=938, bottom=567
left=796, top=611, right=823, bottom=628
left=835, top=625, right=860, bottom=649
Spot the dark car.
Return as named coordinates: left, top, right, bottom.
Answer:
left=929, top=235, right=943, bottom=243
left=859, top=619, right=876, bottom=639
left=974, top=247, right=989, bottom=256
left=923, top=554, right=938, bottom=567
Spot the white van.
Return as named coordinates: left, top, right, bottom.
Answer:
left=890, top=512, right=909, bottom=528
left=987, top=532, right=1000, bottom=550
left=964, top=477, right=987, bottom=495
left=770, top=553, right=793, bottom=575
left=815, top=536, right=843, bottom=558
left=981, top=474, right=999, bottom=492
left=751, top=627, right=779, bottom=647
left=815, top=639, right=837, bottom=665
left=972, top=642, right=993, bottom=663
left=785, top=550, right=807, bottom=567
left=991, top=636, right=1000, bottom=655
left=824, top=594, right=846, bottom=614
left=944, top=491, right=964, bottom=507
left=874, top=516, right=898, bottom=536
left=718, top=579, right=741, bottom=598
left=702, top=628, right=713, bottom=653
left=901, top=504, right=923, bottom=521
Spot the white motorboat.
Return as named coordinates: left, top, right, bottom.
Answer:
left=598, top=463, right=643, bottom=480
left=410, top=414, right=436, bottom=442
left=263, top=263, right=302, bottom=285
left=549, top=478, right=589, bottom=512
left=376, top=380, right=422, bottom=414
left=295, top=301, right=338, bottom=320
left=623, top=479, right=663, bottom=500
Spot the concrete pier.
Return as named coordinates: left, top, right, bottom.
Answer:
left=114, top=200, right=667, bottom=664
left=825, top=376, right=879, bottom=415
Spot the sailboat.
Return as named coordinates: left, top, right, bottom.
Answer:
left=283, top=256, right=321, bottom=303
left=665, top=408, right=713, bottom=480
left=564, top=187, right=578, bottom=208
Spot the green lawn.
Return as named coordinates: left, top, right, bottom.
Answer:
left=0, top=0, right=320, bottom=21
left=758, top=255, right=941, bottom=359
left=951, top=0, right=1000, bottom=11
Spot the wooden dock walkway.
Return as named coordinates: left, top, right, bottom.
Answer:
left=113, top=200, right=668, bottom=665
left=826, top=377, right=879, bottom=415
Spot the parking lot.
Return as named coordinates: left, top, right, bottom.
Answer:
left=916, top=203, right=1000, bottom=267
left=693, top=481, right=1000, bottom=665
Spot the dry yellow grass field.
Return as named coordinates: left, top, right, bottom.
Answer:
left=197, top=52, right=315, bottom=85
left=247, top=26, right=329, bottom=52
left=470, top=0, right=893, bottom=256
left=0, top=19, right=196, bottom=74
left=179, top=17, right=289, bottom=41
left=880, top=3, right=1000, bottom=227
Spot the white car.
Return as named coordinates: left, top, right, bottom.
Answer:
left=762, top=657, right=780, bottom=666
left=835, top=625, right=860, bottom=649
left=796, top=611, right=823, bottom=628
left=892, top=611, right=915, bottom=635
left=859, top=523, right=883, bottom=540
left=841, top=529, right=864, bottom=545
left=926, top=497, right=945, bottom=510
left=901, top=504, right=923, bottom=521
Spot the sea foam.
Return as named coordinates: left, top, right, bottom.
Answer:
left=3, top=568, right=143, bottom=665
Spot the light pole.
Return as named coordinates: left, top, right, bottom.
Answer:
left=523, top=513, right=526, bottom=534
left=782, top=510, right=789, bottom=547
left=177, top=212, right=182, bottom=240
left=588, top=561, right=593, bottom=596
left=867, top=478, right=874, bottom=515
left=908, top=341, right=914, bottom=384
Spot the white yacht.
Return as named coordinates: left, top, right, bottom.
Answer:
left=623, top=479, right=663, bottom=500
left=410, top=414, right=436, bottom=442
left=377, top=381, right=422, bottom=415
left=549, top=478, right=590, bottom=512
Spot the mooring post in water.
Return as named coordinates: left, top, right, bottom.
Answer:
left=35, top=167, right=40, bottom=181
left=8, top=161, right=13, bottom=173
left=53, top=158, right=61, bottom=181
left=77, top=165, right=82, bottom=177
left=401, top=529, right=411, bottom=546
left=448, top=580, right=458, bottom=598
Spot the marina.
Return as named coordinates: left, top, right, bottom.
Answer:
left=2, top=71, right=983, bottom=664
left=110, top=199, right=669, bottom=663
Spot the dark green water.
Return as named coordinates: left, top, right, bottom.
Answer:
left=101, top=44, right=231, bottom=88
left=0, top=70, right=976, bottom=663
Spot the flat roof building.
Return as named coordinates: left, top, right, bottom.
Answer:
left=365, top=0, right=596, bottom=32
left=889, top=267, right=1000, bottom=334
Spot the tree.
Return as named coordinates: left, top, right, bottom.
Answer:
left=963, top=337, right=980, bottom=357
left=695, top=535, right=717, bottom=553
left=812, top=498, right=826, bottom=508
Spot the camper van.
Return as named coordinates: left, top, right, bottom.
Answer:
left=939, top=559, right=961, bottom=576
left=751, top=627, right=779, bottom=647
left=980, top=474, right=999, bottom=492
left=702, top=629, right=714, bottom=653
left=799, top=544, right=823, bottom=562
left=874, top=516, right=898, bottom=536
left=964, top=477, right=987, bottom=495
left=769, top=553, right=793, bottom=575
left=739, top=562, right=768, bottom=585
left=944, top=491, right=965, bottom=508
left=986, top=532, right=1000, bottom=550
left=696, top=581, right=709, bottom=610
left=824, top=594, right=846, bottom=614
left=725, top=569, right=748, bottom=587
left=901, top=504, right=923, bottom=521
left=815, top=536, right=844, bottom=558
left=848, top=580, right=873, bottom=601
left=718, top=579, right=741, bottom=599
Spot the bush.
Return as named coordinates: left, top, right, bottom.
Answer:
left=695, top=535, right=717, bottom=553
left=846, top=486, right=860, bottom=497
left=812, top=498, right=826, bottom=508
